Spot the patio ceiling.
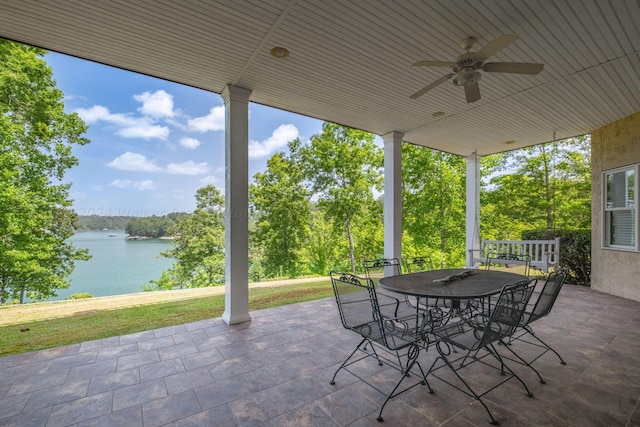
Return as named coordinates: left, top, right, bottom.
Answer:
left=0, top=0, right=639, bottom=156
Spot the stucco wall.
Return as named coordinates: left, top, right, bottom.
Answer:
left=591, top=111, right=640, bottom=301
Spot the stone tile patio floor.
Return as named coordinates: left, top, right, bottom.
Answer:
left=1, top=284, right=640, bottom=426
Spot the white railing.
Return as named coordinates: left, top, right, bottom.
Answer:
left=468, top=238, right=560, bottom=273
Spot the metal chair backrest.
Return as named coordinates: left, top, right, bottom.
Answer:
left=330, top=271, right=381, bottom=331
left=477, top=279, right=536, bottom=349
left=487, top=253, right=531, bottom=276
left=524, top=270, right=567, bottom=325
left=404, top=256, right=434, bottom=273
left=363, top=258, right=402, bottom=281
left=330, top=271, right=418, bottom=350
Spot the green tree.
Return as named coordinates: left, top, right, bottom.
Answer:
left=481, top=137, right=591, bottom=238
left=402, top=145, right=467, bottom=267
left=125, top=215, right=174, bottom=238
left=0, top=39, right=90, bottom=303
left=149, top=185, right=225, bottom=289
left=299, top=123, right=382, bottom=273
left=250, top=139, right=310, bottom=278
left=303, top=204, right=344, bottom=275
left=550, top=136, right=591, bottom=229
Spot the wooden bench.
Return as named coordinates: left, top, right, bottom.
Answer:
left=469, top=238, right=560, bottom=273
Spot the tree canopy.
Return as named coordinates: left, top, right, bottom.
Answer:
left=250, top=139, right=310, bottom=278
left=481, top=136, right=591, bottom=239
left=148, top=185, right=225, bottom=290
left=297, top=122, right=383, bottom=272
left=1, top=39, right=90, bottom=303
left=247, top=127, right=591, bottom=278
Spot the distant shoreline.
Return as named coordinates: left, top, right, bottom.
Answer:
left=125, top=235, right=175, bottom=241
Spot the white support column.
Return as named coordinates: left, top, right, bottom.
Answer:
left=221, top=84, right=252, bottom=325
left=382, top=131, right=404, bottom=274
left=465, top=152, right=481, bottom=268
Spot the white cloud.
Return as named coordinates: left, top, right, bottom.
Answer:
left=110, top=179, right=132, bottom=188
left=199, top=175, right=220, bottom=184
left=249, top=124, right=299, bottom=158
left=110, top=179, right=156, bottom=190
left=75, top=105, right=111, bottom=124
left=63, top=94, right=87, bottom=103
left=134, top=180, right=156, bottom=190
left=180, top=137, right=201, bottom=149
left=134, top=90, right=175, bottom=118
left=117, top=125, right=170, bottom=139
left=166, top=160, right=210, bottom=175
left=75, top=105, right=170, bottom=140
left=107, top=152, right=163, bottom=172
left=188, top=106, right=225, bottom=133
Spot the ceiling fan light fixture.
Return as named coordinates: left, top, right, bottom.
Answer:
left=270, top=47, right=289, bottom=58
left=453, top=70, right=481, bottom=87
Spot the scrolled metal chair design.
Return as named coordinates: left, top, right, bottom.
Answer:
left=426, top=279, right=537, bottom=425
left=499, top=270, right=568, bottom=384
left=487, top=252, right=532, bottom=277
left=403, top=255, right=434, bottom=273
left=329, top=272, right=431, bottom=422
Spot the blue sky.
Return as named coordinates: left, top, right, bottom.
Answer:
left=46, top=52, right=325, bottom=216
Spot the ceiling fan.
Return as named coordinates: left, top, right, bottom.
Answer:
left=410, top=34, right=544, bottom=103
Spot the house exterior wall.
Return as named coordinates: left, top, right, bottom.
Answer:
left=591, top=111, right=640, bottom=301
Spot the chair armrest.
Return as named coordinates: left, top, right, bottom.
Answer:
left=376, top=290, right=403, bottom=318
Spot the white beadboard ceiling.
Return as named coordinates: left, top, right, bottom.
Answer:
left=0, top=0, right=639, bottom=156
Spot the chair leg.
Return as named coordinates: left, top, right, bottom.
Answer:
left=428, top=353, right=499, bottom=425
left=524, top=326, right=566, bottom=365
left=498, top=338, right=547, bottom=384
left=331, top=339, right=430, bottom=423
left=330, top=338, right=381, bottom=385
left=487, top=343, right=534, bottom=397
left=377, top=343, right=431, bottom=422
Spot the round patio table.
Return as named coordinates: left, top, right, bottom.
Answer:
left=379, top=268, right=527, bottom=300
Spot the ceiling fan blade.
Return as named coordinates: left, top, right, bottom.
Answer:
left=482, top=62, right=544, bottom=74
left=410, top=73, right=454, bottom=99
left=464, top=82, right=481, bottom=103
left=412, top=60, right=456, bottom=67
left=474, top=34, right=517, bottom=60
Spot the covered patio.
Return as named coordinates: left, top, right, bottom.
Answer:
left=1, top=2, right=640, bottom=425
left=1, top=284, right=639, bottom=426
left=1, top=0, right=639, bottom=323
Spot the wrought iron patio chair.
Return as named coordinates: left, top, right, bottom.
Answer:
left=426, top=279, right=536, bottom=425
left=363, top=258, right=418, bottom=318
left=329, top=272, right=431, bottom=422
left=498, top=270, right=568, bottom=384
left=486, top=252, right=532, bottom=276
left=403, top=255, right=434, bottom=273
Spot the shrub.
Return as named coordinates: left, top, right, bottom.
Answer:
left=522, top=229, right=591, bottom=286
left=65, top=292, right=95, bottom=300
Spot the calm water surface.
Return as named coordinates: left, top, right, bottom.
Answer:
left=54, top=231, right=175, bottom=301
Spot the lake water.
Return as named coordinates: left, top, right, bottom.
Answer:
left=53, top=231, right=175, bottom=301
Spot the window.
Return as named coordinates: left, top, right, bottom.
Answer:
left=604, top=165, right=638, bottom=250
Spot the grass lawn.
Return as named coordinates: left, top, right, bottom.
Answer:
left=0, top=280, right=334, bottom=357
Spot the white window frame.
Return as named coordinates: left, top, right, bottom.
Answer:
left=603, top=164, right=639, bottom=251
